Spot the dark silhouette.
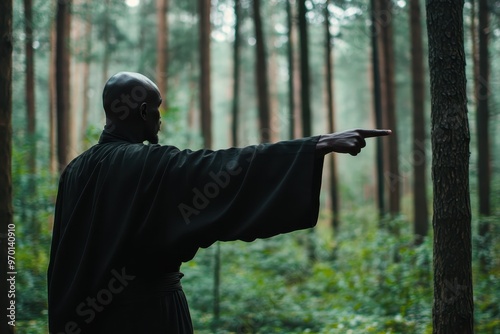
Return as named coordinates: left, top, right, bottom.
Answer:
left=47, top=72, right=390, bottom=333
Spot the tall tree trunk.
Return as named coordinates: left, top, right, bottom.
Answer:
left=102, top=0, right=111, bottom=85
left=0, top=1, right=15, bottom=333
left=199, top=1, right=218, bottom=324
left=286, top=0, right=295, bottom=140
left=81, top=0, right=92, bottom=145
left=56, top=0, right=72, bottom=171
left=426, top=1, right=474, bottom=332
left=324, top=1, right=339, bottom=232
left=199, top=0, right=212, bottom=149
left=378, top=0, right=400, bottom=216
left=477, top=0, right=491, bottom=273
left=24, top=0, right=36, bottom=176
left=253, top=0, right=271, bottom=143
left=470, top=0, right=479, bottom=101
left=409, top=0, right=428, bottom=245
left=24, top=0, right=39, bottom=248
left=138, top=0, right=150, bottom=73
left=49, top=17, right=57, bottom=175
left=298, top=0, right=311, bottom=138
left=231, top=0, right=241, bottom=147
left=370, top=0, right=385, bottom=218
left=298, top=0, right=315, bottom=262
left=156, top=0, right=169, bottom=106
left=268, top=7, right=279, bottom=142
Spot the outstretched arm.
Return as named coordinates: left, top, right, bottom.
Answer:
left=315, top=129, right=392, bottom=156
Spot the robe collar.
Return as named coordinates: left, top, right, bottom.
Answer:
left=98, top=130, right=134, bottom=144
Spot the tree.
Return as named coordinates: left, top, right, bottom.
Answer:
left=56, top=0, right=72, bottom=171
left=156, top=0, right=169, bottom=107
left=253, top=0, right=271, bottom=143
left=49, top=16, right=57, bottom=175
left=81, top=0, right=93, bottom=143
left=324, top=1, right=339, bottom=232
left=476, top=0, right=491, bottom=272
left=298, top=0, right=315, bottom=262
left=231, top=0, right=241, bottom=147
left=298, top=0, right=311, bottom=138
left=426, top=1, right=474, bottom=332
left=199, top=0, right=212, bottom=149
left=409, top=0, right=428, bottom=244
left=24, top=0, right=36, bottom=176
left=377, top=0, right=400, bottom=216
left=0, top=1, right=15, bottom=333
left=370, top=0, right=385, bottom=218
left=285, top=0, right=295, bottom=140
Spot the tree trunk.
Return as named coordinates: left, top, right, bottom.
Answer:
left=409, top=0, right=428, bottom=245
left=298, top=0, right=311, bottom=138
left=56, top=0, right=72, bottom=171
left=24, top=0, right=36, bottom=176
left=49, top=17, right=57, bottom=175
left=377, top=0, right=400, bottom=216
left=102, top=0, right=111, bottom=85
left=0, top=1, right=15, bottom=333
left=268, top=7, right=279, bottom=143
left=253, top=0, right=271, bottom=143
left=156, top=0, right=169, bottom=106
left=138, top=0, right=150, bottom=73
left=470, top=0, right=479, bottom=101
left=198, top=0, right=212, bottom=148
left=81, top=0, right=92, bottom=144
left=286, top=0, right=295, bottom=140
left=426, top=1, right=474, bottom=332
left=477, top=0, right=491, bottom=273
left=231, top=0, right=241, bottom=147
left=297, top=0, right=315, bottom=262
left=324, top=1, right=339, bottom=232
left=370, top=0, right=385, bottom=218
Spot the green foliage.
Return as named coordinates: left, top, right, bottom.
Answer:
left=180, top=207, right=500, bottom=333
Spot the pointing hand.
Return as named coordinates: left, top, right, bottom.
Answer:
left=316, top=129, right=392, bottom=156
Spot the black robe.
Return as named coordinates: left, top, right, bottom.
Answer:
left=47, top=130, right=324, bottom=334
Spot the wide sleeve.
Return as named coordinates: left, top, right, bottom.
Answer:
left=139, top=136, right=325, bottom=261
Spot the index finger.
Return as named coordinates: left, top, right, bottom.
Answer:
left=358, top=129, right=392, bottom=138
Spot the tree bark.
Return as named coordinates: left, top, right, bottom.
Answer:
left=198, top=0, right=212, bottom=147
left=426, top=1, right=474, bottom=332
left=24, top=0, right=36, bottom=176
left=377, top=0, right=400, bottom=216
left=298, top=0, right=311, bottom=138
left=477, top=0, right=491, bottom=273
left=370, top=0, right=385, bottom=218
left=253, top=0, right=271, bottom=143
left=102, top=0, right=111, bottom=85
left=56, top=0, right=72, bottom=171
left=324, top=1, right=339, bottom=232
left=286, top=0, right=295, bottom=140
left=81, top=0, right=92, bottom=144
left=297, top=0, right=315, bottom=262
left=156, top=0, right=169, bottom=106
left=409, top=0, right=428, bottom=245
left=0, top=0, right=15, bottom=332
left=49, top=16, right=57, bottom=175
left=231, top=0, right=241, bottom=147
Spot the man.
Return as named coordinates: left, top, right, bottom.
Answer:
left=47, top=72, right=391, bottom=333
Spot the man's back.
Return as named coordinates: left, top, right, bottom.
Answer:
left=48, top=131, right=325, bottom=333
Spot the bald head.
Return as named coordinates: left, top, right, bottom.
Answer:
left=102, top=72, right=163, bottom=144
left=103, top=72, right=161, bottom=122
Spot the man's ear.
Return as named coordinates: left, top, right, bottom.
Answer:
left=140, top=103, right=147, bottom=120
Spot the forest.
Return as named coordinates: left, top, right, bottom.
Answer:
left=0, top=0, right=499, bottom=333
